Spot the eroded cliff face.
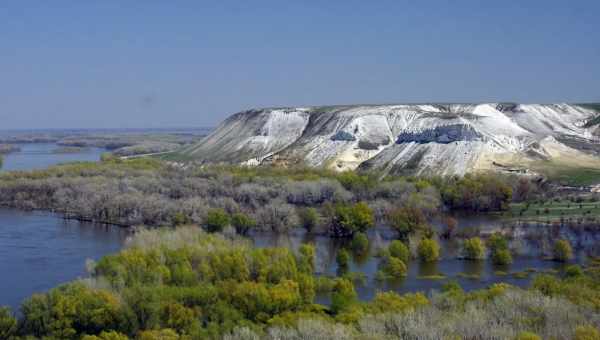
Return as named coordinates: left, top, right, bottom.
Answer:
left=179, top=103, right=600, bottom=176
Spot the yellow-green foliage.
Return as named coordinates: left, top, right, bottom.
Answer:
left=382, top=256, right=408, bottom=278
left=366, top=291, right=428, bottom=313
left=462, top=237, right=485, bottom=260
left=489, top=233, right=513, bottom=265
left=417, top=238, right=440, bottom=262
left=82, top=330, right=130, bottom=340
left=515, top=331, right=541, bottom=340
left=553, top=239, right=574, bottom=262
left=574, top=325, right=600, bottom=340
left=388, top=240, right=410, bottom=263
left=8, top=227, right=600, bottom=339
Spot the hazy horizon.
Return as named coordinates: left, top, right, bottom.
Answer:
left=1, top=1, right=599, bottom=129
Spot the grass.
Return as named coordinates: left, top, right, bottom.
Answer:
left=508, top=199, right=600, bottom=221
left=417, top=274, right=447, bottom=280
left=456, top=273, right=481, bottom=280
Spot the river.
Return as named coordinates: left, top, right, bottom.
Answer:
left=0, top=143, right=130, bottom=310
left=0, top=143, right=588, bottom=310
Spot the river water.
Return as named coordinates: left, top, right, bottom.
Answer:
left=0, top=143, right=589, bottom=310
left=1, top=143, right=105, bottom=171
left=0, top=143, right=130, bottom=310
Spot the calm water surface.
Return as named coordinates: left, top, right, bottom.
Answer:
left=0, top=143, right=589, bottom=309
left=0, top=208, right=129, bottom=310
left=0, top=144, right=126, bottom=310
left=1, top=143, right=104, bottom=171
left=250, top=228, right=582, bottom=303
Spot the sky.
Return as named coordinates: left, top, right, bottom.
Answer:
left=0, top=1, right=599, bottom=129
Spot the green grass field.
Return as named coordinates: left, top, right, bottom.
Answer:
left=507, top=200, right=600, bottom=221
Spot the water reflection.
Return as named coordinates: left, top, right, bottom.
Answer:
left=249, top=227, right=587, bottom=301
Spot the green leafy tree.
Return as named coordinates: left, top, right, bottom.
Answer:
left=297, top=207, right=319, bottom=233
left=388, top=240, right=410, bottom=263
left=329, top=202, right=374, bottom=237
left=488, top=233, right=512, bottom=265
left=336, top=249, right=351, bottom=272
left=574, top=325, right=600, bottom=340
left=205, top=208, right=230, bottom=233
left=553, top=239, right=573, bottom=262
left=171, top=212, right=191, bottom=226
left=231, top=212, right=256, bottom=235
left=0, top=306, right=17, bottom=340
left=382, top=256, right=408, bottom=278
left=351, top=232, right=369, bottom=253
left=330, top=278, right=357, bottom=314
left=82, top=331, right=129, bottom=340
left=297, top=243, right=316, bottom=274
left=515, top=331, right=541, bottom=340
left=417, top=238, right=440, bottom=262
left=388, top=206, right=428, bottom=240
left=462, top=237, right=485, bottom=260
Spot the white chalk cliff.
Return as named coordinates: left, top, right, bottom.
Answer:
left=180, top=103, right=600, bottom=176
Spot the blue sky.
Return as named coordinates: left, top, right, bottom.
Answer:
left=0, top=1, right=598, bottom=129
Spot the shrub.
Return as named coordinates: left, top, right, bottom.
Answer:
left=351, top=232, right=369, bottom=253
left=204, top=208, right=230, bottom=233
left=387, top=206, right=428, bottom=240
left=565, top=265, right=584, bottom=278
left=330, top=278, right=357, bottom=314
left=82, top=331, right=130, bottom=340
left=553, top=239, right=573, bottom=262
left=329, top=202, right=374, bottom=237
left=297, top=207, right=319, bottom=232
left=388, top=240, right=410, bottom=263
left=515, top=331, right=541, bottom=340
left=489, top=233, right=512, bottom=265
left=138, top=329, right=180, bottom=340
left=298, top=244, right=316, bottom=274
left=336, top=249, right=351, bottom=271
left=417, top=238, right=440, bottom=262
left=382, top=256, right=408, bottom=278
left=0, top=307, right=17, bottom=340
left=463, top=237, right=485, bottom=260
left=492, top=249, right=513, bottom=266
left=574, top=325, right=600, bottom=340
left=532, top=274, right=561, bottom=296
left=231, top=212, right=256, bottom=235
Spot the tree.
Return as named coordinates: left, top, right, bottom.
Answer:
left=231, top=212, right=256, bottom=235
left=387, top=206, right=428, bottom=240
left=297, top=207, right=319, bottom=233
left=351, top=232, right=369, bottom=253
left=0, top=307, right=17, bottom=340
left=574, top=325, right=600, bottom=340
left=137, top=329, right=181, bottom=340
left=488, top=233, right=512, bottom=265
left=298, top=244, right=316, bottom=274
left=492, top=249, right=513, bottom=266
left=329, top=202, right=374, bottom=237
left=205, top=208, right=230, bottom=233
left=336, top=249, right=350, bottom=272
left=388, top=240, right=410, bottom=263
left=382, top=256, right=407, bottom=278
left=417, top=238, right=440, bottom=262
left=330, top=278, right=357, bottom=314
left=82, top=331, right=129, bottom=340
left=462, top=237, right=485, bottom=260
left=441, top=216, right=458, bottom=239
left=515, top=331, right=541, bottom=340
left=553, top=239, right=573, bottom=262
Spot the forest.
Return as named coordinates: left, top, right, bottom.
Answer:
left=1, top=227, right=599, bottom=339
left=0, top=158, right=527, bottom=232
left=1, top=159, right=599, bottom=339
